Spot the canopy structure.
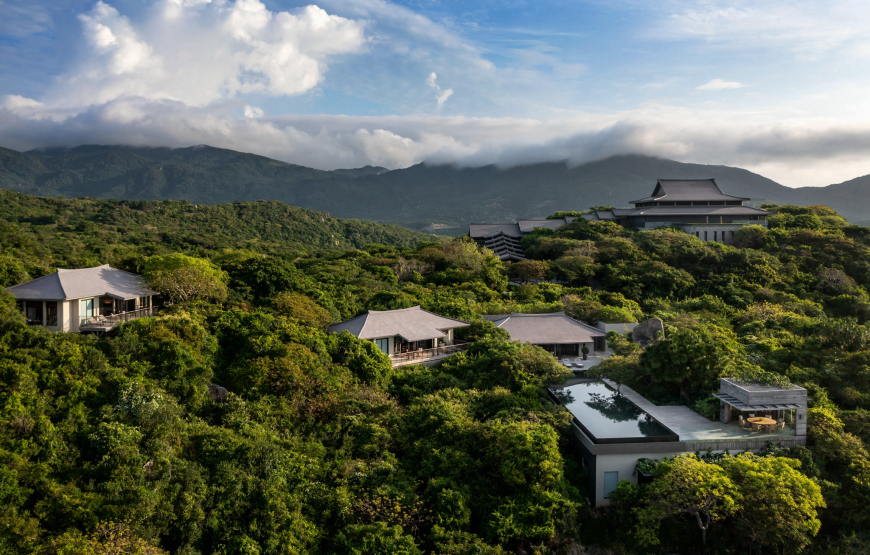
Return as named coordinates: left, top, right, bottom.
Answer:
left=712, top=393, right=802, bottom=411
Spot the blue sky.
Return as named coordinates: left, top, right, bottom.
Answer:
left=2, top=0, right=870, bottom=186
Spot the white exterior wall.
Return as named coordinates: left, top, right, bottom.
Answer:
left=594, top=451, right=686, bottom=506
left=596, top=322, right=639, bottom=334
left=59, top=301, right=71, bottom=332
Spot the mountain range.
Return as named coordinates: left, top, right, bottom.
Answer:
left=2, top=144, right=869, bottom=234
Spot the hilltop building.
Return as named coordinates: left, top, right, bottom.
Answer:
left=484, top=312, right=607, bottom=356
left=469, top=179, right=773, bottom=256
left=327, top=306, right=470, bottom=367
left=554, top=378, right=807, bottom=506
left=6, top=265, right=158, bottom=334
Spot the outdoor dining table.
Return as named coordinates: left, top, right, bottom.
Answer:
left=747, top=417, right=777, bottom=432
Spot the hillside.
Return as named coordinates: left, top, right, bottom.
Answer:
left=0, top=189, right=436, bottom=271
left=3, top=144, right=870, bottom=232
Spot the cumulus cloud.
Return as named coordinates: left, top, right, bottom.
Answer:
left=46, top=0, right=366, bottom=107
left=697, top=79, right=744, bottom=91
left=426, top=72, right=453, bottom=108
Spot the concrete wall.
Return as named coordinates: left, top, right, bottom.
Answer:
left=593, top=452, right=685, bottom=506
left=596, top=322, right=639, bottom=334
left=721, top=379, right=808, bottom=406
left=681, top=225, right=744, bottom=245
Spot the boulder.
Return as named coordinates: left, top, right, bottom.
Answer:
left=632, top=318, right=665, bottom=347
left=208, top=383, right=229, bottom=401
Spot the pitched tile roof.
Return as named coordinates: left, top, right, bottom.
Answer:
left=6, top=264, right=158, bottom=301
left=490, top=312, right=605, bottom=345
left=327, top=306, right=469, bottom=342
left=630, top=179, right=749, bottom=204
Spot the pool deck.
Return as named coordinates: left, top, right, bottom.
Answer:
left=604, top=380, right=798, bottom=442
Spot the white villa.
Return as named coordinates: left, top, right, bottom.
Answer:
left=485, top=312, right=608, bottom=356
left=552, top=377, right=808, bottom=506
left=6, top=264, right=158, bottom=334
left=327, top=306, right=470, bottom=367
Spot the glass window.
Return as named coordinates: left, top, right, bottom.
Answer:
left=25, top=301, right=43, bottom=325
left=46, top=301, right=58, bottom=326
left=604, top=471, right=619, bottom=498
left=375, top=338, right=389, bottom=354
left=80, top=298, right=94, bottom=320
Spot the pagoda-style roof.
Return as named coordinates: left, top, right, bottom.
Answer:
left=630, top=179, right=749, bottom=204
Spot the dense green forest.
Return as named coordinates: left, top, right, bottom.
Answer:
left=3, top=194, right=870, bottom=554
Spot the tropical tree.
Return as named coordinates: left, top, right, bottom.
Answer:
left=718, top=453, right=825, bottom=553
left=144, top=253, right=228, bottom=303
left=634, top=455, right=740, bottom=547
left=641, top=318, right=746, bottom=400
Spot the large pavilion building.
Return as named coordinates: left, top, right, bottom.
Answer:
left=469, top=178, right=773, bottom=255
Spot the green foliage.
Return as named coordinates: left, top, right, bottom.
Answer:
left=271, top=292, right=332, bottom=328
left=144, top=252, right=229, bottom=303
left=634, top=455, right=739, bottom=547
left=3, top=190, right=870, bottom=554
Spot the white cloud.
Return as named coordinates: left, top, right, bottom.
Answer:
left=6, top=97, right=870, bottom=187
left=243, top=104, right=263, bottom=118
left=426, top=72, right=453, bottom=108
left=655, top=0, right=870, bottom=59
left=47, top=0, right=366, bottom=108
left=697, top=79, right=744, bottom=91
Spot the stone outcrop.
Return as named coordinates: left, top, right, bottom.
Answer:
left=632, top=318, right=665, bottom=347
left=208, top=383, right=229, bottom=401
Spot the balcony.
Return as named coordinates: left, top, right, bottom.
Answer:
left=80, top=306, right=158, bottom=334
left=389, top=341, right=469, bottom=367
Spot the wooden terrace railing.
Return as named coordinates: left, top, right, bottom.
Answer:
left=81, top=306, right=158, bottom=330
left=389, top=341, right=469, bottom=367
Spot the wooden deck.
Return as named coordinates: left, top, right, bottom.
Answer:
left=80, top=307, right=157, bottom=333
left=389, top=342, right=469, bottom=367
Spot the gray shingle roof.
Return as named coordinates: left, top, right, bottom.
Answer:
left=517, top=218, right=567, bottom=233
left=327, top=306, right=469, bottom=342
left=6, top=264, right=158, bottom=301
left=491, top=312, right=605, bottom=344
left=630, top=179, right=749, bottom=204
left=620, top=205, right=771, bottom=217
left=469, top=223, right=523, bottom=239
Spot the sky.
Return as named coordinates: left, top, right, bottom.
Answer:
left=2, top=0, right=870, bottom=187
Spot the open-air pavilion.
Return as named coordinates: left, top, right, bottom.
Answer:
left=713, top=378, right=807, bottom=436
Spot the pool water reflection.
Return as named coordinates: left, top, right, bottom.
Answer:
left=551, top=381, right=677, bottom=443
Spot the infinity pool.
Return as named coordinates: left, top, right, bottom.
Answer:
left=550, top=381, right=678, bottom=443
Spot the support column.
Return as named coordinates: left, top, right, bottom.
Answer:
left=720, top=402, right=731, bottom=423
left=796, top=406, right=807, bottom=436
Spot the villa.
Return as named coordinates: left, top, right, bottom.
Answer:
left=551, top=377, right=807, bottom=506
left=485, top=312, right=607, bottom=357
left=468, top=179, right=774, bottom=255
left=6, top=264, right=158, bottom=335
left=327, top=306, right=470, bottom=367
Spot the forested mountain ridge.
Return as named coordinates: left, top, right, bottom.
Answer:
left=3, top=196, right=870, bottom=553
left=0, top=189, right=434, bottom=275
left=4, top=144, right=870, bottom=232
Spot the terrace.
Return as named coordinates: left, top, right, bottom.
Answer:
left=80, top=306, right=158, bottom=335
left=389, top=341, right=469, bottom=367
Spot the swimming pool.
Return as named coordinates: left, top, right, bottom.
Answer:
left=550, top=381, right=678, bottom=444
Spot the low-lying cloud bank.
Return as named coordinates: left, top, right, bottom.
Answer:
left=4, top=96, right=870, bottom=187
